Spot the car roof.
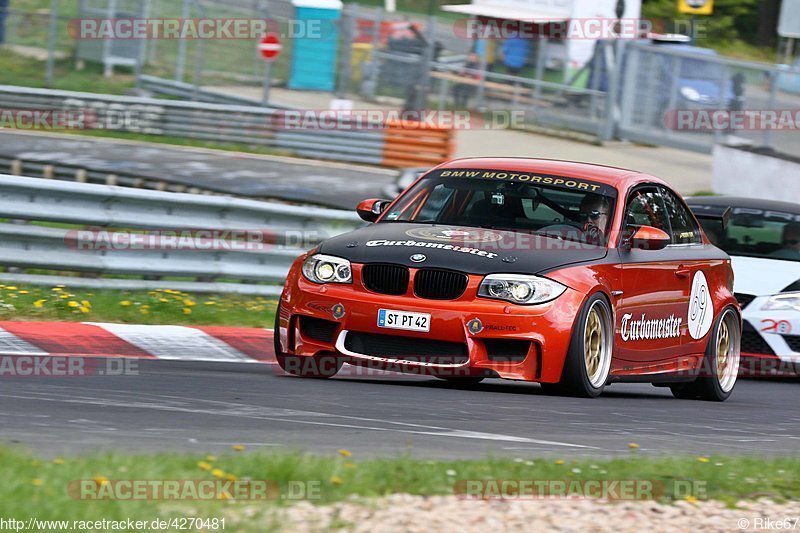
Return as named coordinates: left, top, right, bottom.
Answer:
left=434, top=157, right=664, bottom=189
left=685, top=196, right=800, bottom=214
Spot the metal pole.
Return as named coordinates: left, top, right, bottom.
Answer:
left=475, top=39, right=488, bottom=110
left=362, top=7, right=384, bottom=99
left=102, top=0, right=118, bottom=77
left=336, top=4, right=353, bottom=99
left=415, top=12, right=436, bottom=109
left=262, top=61, right=272, bottom=105
left=45, top=0, right=59, bottom=87
left=175, top=0, right=190, bottom=81
left=135, top=0, right=152, bottom=88
left=192, top=4, right=205, bottom=101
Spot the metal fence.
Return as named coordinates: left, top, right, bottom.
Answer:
left=617, top=41, right=800, bottom=155
left=0, top=173, right=361, bottom=294
left=0, top=85, right=387, bottom=165
left=4, top=1, right=800, bottom=153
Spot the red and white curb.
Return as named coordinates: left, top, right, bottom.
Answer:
left=0, top=322, right=276, bottom=363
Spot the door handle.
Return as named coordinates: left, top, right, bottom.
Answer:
left=675, top=265, right=692, bottom=278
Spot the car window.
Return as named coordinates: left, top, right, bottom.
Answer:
left=660, top=187, right=702, bottom=245
left=624, top=188, right=670, bottom=235
left=382, top=169, right=618, bottom=245
left=691, top=205, right=800, bottom=262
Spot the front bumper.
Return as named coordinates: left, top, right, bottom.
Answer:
left=741, top=297, right=800, bottom=373
left=278, top=265, right=586, bottom=383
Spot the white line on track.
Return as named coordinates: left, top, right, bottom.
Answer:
left=0, top=388, right=595, bottom=449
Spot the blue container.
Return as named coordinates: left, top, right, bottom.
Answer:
left=288, top=0, right=342, bottom=91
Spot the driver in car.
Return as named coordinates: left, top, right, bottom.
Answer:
left=770, top=222, right=800, bottom=260
left=579, top=193, right=611, bottom=244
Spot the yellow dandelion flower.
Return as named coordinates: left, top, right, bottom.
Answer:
left=204, top=301, right=217, bottom=305
left=19, top=290, right=29, bottom=295
left=120, top=300, right=131, bottom=306
left=51, top=287, right=62, bottom=292
left=79, top=306, right=90, bottom=314
left=159, top=298, right=169, bottom=303
left=628, top=442, right=640, bottom=449
left=232, top=444, right=245, bottom=452
left=330, top=476, right=343, bottom=485
left=183, top=308, right=192, bottom=315
left=684, top=495, right=698, bottom=504
left=697, top=457, right=710, bottom=463
left=32, top=478, right=43, bottom=487
left=554, top=459, right=565, bottom=465
left=197, top=461, right=212, bottom=471
left=60, top=294, right=69, bottom=299
left=33, top=299, right=47, bottom=308
left=338, top=449, right=352, bottom=457
left=183, top=299, right=196, bottom=307
left=211, top=468, right=225, bottom=479
left=6, top=286, right=17, bottom=290
left=93, top=475, right=109, bottom=486
left=225, top=473, right=238, bottom=481
left=81, top=300, right=91, bottom=307
left=67, top=301, right=79, bottom=308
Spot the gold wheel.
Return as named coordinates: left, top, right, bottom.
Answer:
left=716, top=310, right=740, bottom=392
left=584, top=301, right=611, bottom=388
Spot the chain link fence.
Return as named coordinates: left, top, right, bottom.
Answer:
left=3, top=1, right=800, bottom=155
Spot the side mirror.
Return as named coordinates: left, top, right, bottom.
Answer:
left=624, top=225, right=671, bottom=251
left=356, top=198, right=391, bottom=223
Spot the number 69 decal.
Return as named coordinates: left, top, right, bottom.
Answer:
left=688, top=271, right=714, bottom=340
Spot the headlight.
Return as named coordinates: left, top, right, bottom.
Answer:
left=761, top=292, right=800, bottom=312
left=680, top=86, right=701, bottom=102
left=478, top=274, right=566, bottom=305
left=302, top=254, right=352, bottom=284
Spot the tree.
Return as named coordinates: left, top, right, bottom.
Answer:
left=641, top=0, right=762, bottom=44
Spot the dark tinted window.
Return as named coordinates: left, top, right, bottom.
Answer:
left=660, top=187, right=702, bottom=245
left=624, top=188, right=670, bottom=235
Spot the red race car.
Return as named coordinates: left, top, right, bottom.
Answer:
left=275, top=158, right=741, bottom=400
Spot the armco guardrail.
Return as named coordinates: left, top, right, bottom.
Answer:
left=0, top=85, right=454, bottom=168
left=0, top=174, right=362, bottom=294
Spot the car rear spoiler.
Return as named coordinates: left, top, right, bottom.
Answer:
left=688, top=204, right=732, bottom=230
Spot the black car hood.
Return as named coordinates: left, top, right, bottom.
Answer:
left=317, top=223, right=608, bottom=275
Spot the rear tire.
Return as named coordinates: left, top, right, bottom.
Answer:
left=542, top=293, right=613, bottom=398
left=273, top=304, right=342, bottom=379
left=670, top=307, right=740, bottom=401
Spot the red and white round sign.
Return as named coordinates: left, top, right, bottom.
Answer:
left=258, top=33, right=282, bottom=61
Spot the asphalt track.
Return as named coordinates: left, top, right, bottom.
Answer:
left=1, top=360, right=798, bottom=459
left=0, top=131, right=395, bottom=209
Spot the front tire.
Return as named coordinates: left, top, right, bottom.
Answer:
left=670, top=307, right=740, bottom=401
left=541, top=293, right=613, bottom=398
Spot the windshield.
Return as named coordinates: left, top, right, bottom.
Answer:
left=694, top=206, right=800, bottom=263
left=381, top=168, right=618, bottom=245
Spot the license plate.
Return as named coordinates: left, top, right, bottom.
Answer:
left=377, top=309, right=430, bottom=332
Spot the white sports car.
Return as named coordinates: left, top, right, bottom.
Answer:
left=687, top=197, right=800, bottom=375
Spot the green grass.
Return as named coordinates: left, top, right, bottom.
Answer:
left=0, top=50, right=135, bottom=94
left=0, top=283, right=278, bottom=327
left=2, top=446, right=799, bottom=531
left=69, top=129, right=292, bottom=158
